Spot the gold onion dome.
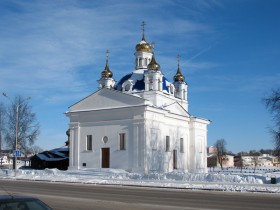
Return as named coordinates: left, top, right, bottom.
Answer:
left=136, top=39, right=151, bottom=52
left=173, top=67, right=185, bottom=82
left=136, top=21, right=151, bottom=52
left=101, top=64, right=113, bottom=78
left=101, top=50, right=113, bottom=78
left=173, top=54, right=185, bottom=82
left=147, top=54, right=160, bottom=71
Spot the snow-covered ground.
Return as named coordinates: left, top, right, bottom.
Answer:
left=1, top=167, right=280, bottom=194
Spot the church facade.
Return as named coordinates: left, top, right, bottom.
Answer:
left=66, top=23, right=210, bottom=173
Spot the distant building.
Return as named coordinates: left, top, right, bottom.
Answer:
left=208, top=146, right=217, bottom=154
left=222, top=155, right=234, bottom=167
left=0, top=149, right=24, bottom=169
left=207, top=153, right=234, bottom=168
left=234, top=154, right=280, bottom=167
left=31, top=147, right=69, bottom=170
left=0, top=155, right=12, bottom=169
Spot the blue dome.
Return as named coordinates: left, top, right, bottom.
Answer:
left=114, top=70, right=170, bottom=93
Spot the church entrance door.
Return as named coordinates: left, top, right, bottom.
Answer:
left=101, top=148, right=110, bottom=168
left=173, top=150, right=177, bottom=169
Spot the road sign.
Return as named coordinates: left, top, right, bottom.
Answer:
left=13, top=150, right=21, bottom=157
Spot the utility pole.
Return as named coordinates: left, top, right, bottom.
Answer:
left=0, top=113, right=2, bottom=154
left=0, top=112, right=2, bottom=169
left=0, top=104, right=3, bottom=154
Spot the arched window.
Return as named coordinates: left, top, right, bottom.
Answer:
left=170, top=85, right=173, bottom=94
left=122, top=80, right=133, bottom=92
left=125, top=84, right=130, bottom=91
left=139, top=58, right=142, bottom=66
left=158, top=79, right=161, bottom=91
left=149, top=79, right=153, bottom=90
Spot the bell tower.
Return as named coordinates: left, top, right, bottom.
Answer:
left=134, top=21, right=153, bottom=69
left=144, top=43, right=163, bottom=92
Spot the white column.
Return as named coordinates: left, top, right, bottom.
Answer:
left=68, top=124, right=79, bottom=170
left=72, top=124, right=80, bottom=170
left=152, top=72, right=158, bottom=91
left=144, top=72, right=150, bottom=91
left=68, top=127, right=74, bottom=169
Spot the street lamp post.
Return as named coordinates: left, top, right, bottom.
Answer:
left=2, top=93, right=31, bottom=176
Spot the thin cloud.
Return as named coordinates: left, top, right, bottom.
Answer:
left=190, top=73, right=280, bottom=95
left=187, top=46, right=213, bottom=62
left=0, top=0, right=218, bottom=107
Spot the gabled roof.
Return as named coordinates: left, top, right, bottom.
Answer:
left=0, top=149, right=13, bottom=154
left=159, top=101, right=190, bottom=117
left=68, top=88, right=150, bottom=112
left=32, top=147, right=69, bottom=162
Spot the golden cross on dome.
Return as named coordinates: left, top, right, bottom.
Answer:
left=177, top=53, right=180, bottom=66
left=106, top=49, right=109, bottom=63
left=141, top=21, right=146, bottom=34
left=141, top=21, right=146, bottom=40
left=151, top=41, right=155, bottom=53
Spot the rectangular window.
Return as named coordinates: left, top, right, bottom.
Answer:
left=180, top=138, right=184, bottom=153
left=119, top=133, right=126, bottom=150
left=86, top=135, right=92, bottom=151
left=166, top=136, right=170, bottom=152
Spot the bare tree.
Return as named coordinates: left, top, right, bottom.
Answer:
left=26, top=145, right=44, bottom=155
left=239, top=156, right=244, bottom=173
left=235, top=155, right=244, bottom=173
left=0, top=103, right=5, bottom=169
left=214, top=139, right=227, bottom=170
left=207, top=155, right=217, bottom=171
left=263, top=88, right=280, bottom=157
left=252, top=156, right=259, bottom=173
left=4, top=95, right=40, bottom=153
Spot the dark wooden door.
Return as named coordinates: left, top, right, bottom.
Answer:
left=173, top=150, right=177, bottom=170
left=101, top=148, right=110, bottom=168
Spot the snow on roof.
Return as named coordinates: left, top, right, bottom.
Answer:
left=33, top=147, right=69, bottom=161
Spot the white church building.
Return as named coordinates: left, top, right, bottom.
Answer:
left=66, top=23, right=210, bottom=173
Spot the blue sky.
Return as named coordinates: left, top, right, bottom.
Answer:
left=0, top=0, right=279, bottom=153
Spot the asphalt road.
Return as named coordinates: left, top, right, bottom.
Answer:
left=0, top=180, right=279, bottom=210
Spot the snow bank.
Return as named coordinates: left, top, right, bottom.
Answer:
left=1, top=168, right=279, bottom=193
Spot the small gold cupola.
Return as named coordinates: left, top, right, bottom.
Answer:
left=101, top=49, right=113, bottom=78
left=147, top=54, right=160, bottom=71
left=136, top=21, right=151, bottom=53
left=173, top=53, right=185, bottom=82
left=147, top=42, right=160, bottom=71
